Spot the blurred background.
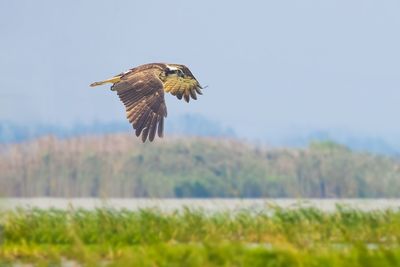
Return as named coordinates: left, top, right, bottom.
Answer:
left=1, top=0, right=400, bottom=198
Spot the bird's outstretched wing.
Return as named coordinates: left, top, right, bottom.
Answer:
left=163, top=66, right=203, bottom=102
left=112, top=70, right=167, bottom=142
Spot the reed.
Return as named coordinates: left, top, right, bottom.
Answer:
left=1, top=206, right=400, bottom=266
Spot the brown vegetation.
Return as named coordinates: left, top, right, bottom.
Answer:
left=1, top=135, right=399, bottom=197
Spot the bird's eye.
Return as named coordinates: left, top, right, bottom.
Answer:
left=165, top=67, right=184, bottom=77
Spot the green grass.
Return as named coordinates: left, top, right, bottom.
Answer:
left=1, top=206, right=400, bottom=266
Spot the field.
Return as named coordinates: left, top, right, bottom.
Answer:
left=1, top=203, right=400, bottom=266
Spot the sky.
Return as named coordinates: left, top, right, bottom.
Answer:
left=1, top=0, right=400, bottom=141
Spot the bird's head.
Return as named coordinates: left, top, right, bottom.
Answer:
left=164, top=64, right=199, bottom=82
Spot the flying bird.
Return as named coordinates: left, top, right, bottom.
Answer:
left=90, top=63, right=203, bottom=142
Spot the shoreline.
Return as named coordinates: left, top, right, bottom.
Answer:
left=2, top=198, right=400, bottom=212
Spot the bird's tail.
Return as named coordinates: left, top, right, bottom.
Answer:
left=90, top=76, right=121, bottom=87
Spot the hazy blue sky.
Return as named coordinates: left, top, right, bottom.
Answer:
left=1, top=1, right=400, bottom=139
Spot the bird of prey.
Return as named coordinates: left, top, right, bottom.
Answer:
left=90, top=63, right=203, bottom=142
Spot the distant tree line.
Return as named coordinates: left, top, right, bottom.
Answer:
left=1, top=135, right=400, bottom=198
left=0, top=115, right=235, bottom=144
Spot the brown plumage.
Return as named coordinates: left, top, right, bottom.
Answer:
left=90, top=63, right=203, bottom=142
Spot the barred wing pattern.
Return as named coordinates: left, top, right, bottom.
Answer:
left=113, top=70, right=167, bottom=142
left=163, top=65, right=203, bottom=102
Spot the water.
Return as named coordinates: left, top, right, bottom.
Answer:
left=2, top=198, right=400, bottom=212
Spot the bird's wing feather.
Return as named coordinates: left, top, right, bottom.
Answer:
left=115, top=70, right=167, bottom=142
left=164, top=76, right=202, bottom=103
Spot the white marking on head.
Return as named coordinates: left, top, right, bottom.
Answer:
left=166, top=64, right=179, bottom=71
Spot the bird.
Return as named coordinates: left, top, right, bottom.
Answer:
left=90, top=63, right=203, bottom=142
